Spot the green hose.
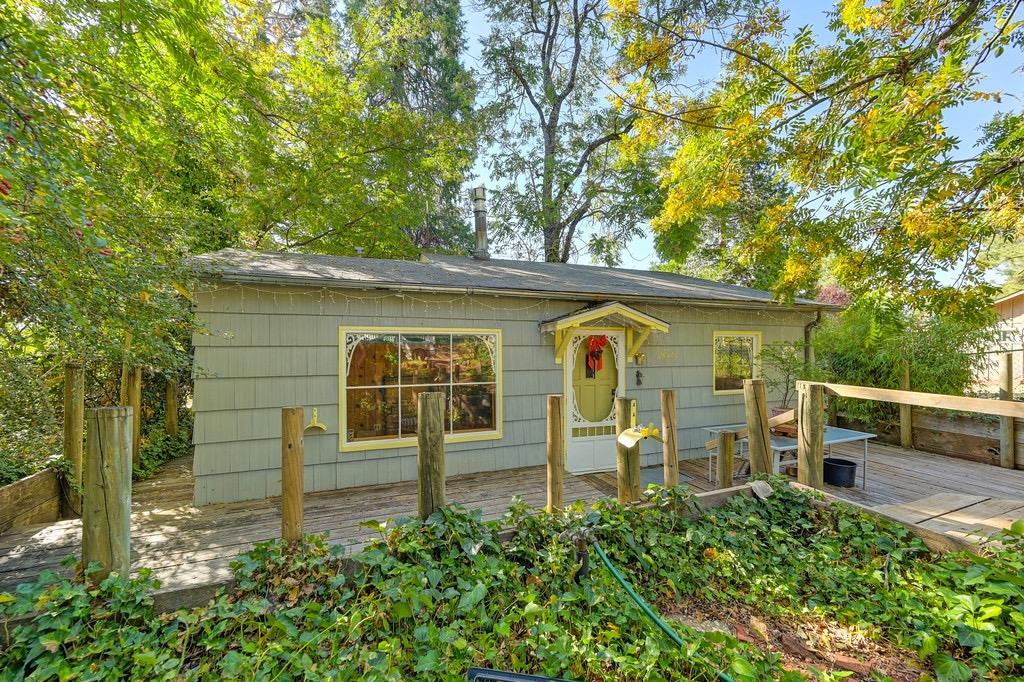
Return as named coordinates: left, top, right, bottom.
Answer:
left=592, top=542, right=737, bottom=682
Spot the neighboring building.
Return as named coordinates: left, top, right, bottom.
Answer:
left=189, top=245, right=838, bottom=506
left=976, top=290, right=1024, bottom=394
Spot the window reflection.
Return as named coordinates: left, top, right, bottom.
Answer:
left=344, top=331, right=499, bottom=443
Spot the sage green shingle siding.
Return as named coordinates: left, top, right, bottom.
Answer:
left=192, top=284, right=814, bottom=505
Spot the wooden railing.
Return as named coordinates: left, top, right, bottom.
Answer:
left=703, top=378, right=1024, bottom=491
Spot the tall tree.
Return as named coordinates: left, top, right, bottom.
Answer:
left=1, top=0, right=268, bottom=367
left=653, top=162, right=798, bottom=292
left=228, top=2, right=478, bottom=257
left=345, top=0, right=479, bottom=251
left=613, top=0, right=1024, bottom=317
left=481, top=0, right=653, bottom=264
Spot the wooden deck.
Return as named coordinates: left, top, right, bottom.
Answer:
left=2, top=440, right=1024, bottom=594
left=0, top=458, right=607, bottom=593
left=581, top=440, right=1024, bottom=509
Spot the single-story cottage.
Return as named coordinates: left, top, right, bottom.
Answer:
left=190, top=217, right=837, bottom=505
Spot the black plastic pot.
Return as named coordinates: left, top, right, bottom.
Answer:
left=823, top=457, right=857, bottom=488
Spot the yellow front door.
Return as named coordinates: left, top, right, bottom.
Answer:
left=572, top=335, right=618, bottom=423
left=565, top=331, right=624, bottom=472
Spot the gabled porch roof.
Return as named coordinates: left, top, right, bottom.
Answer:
left=539, top=301, right=669, bottom=364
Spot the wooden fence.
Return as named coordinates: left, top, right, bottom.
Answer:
left=908, top=408, right=1024, bottom=469
left=0, top=470, right=61, bottom=534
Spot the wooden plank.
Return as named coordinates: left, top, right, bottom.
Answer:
left=416, top=392, right=447, bottom=518
left=82, top=407, right=132, bottom=581
left=716, top=431, right=735, bottom=489
left=1000, top=353, right=1015, bottom=469
left=127, top=367, right=142, bottom=467
left=899, top=360, right=912, bottom=448
left=63, top=362, right=85, bottom=513
left=165, top=378, right=179, bottom=438
left=917, top=499, right=1024, bottom=540
left=546, top=395, right=564, bottom=511
left=742, top=379, right=773, bottom=475
left=0, top=470, right=61, bottom=533
left=874, top=493, right=989, bottom=525
left=913, top=409, right=999, bottom=439
left=615, top=398, right=640, bottom=503
left=281, top=407, right=304, bottom=541
left=789, top=482, right=982, bottom=555
left=660, top=390, right=679, bottom=487
left=797, top=382, right=824, bottom=489
left=705, top=409, right=795, bottom=450
left=821, top=382, right=1024, bottom=419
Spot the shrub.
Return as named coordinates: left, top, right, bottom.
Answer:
left=2, top=482, right=1022, bottom=680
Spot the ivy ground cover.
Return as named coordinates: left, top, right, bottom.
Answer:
left=1, top=480, right=1022, bottom=681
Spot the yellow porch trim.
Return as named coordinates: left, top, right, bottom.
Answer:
left=542, top=301, right=668, bottom=363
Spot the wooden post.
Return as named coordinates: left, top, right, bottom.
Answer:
left=659, top=389, right=679, bottom=487
left=742, top=379, right=773, bottom=475
left=82, top=407, right=132, bottom=581
left=716, top=431, right=735, bottom=489
left=63, top=362, right=85, bottom=502
left=999, top=352, right=1015, bottom=469
left=899, top=359, right=912, bottom=449
left=546, top=395, right=564, bottom=512
left=615, top=397, right=641, bottom=503
left=797, top=382, right=825, bottom=489
left=281, top=406, right=304, bottom=541
left=165, top=378, right=178, bottom=438
left=126, top=366, right=142, bottom=467
left=118, top=332, right=133, bottom=406
left=416, top=392, right=447, bottom=519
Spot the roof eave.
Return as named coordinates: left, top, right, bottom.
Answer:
left=194, top=270, right=843, bottom=313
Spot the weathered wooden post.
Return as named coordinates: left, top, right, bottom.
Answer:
left=899, top=359, right=912, bottom=449
left=63, top=362, right=85, bottom=510
left=417, top=392, right=447, bottom=519
left=797, top=381, right=825, bottom=489
left=165, top=377, right=179, bottom=438
left=742, top=379, right=773, bottom=475
left=615, top=397, right=641, bottom=503
left=999, top=352, right=1015, bottom=469
left=546, top=395, right=564, bottom=512
left=118, top=332, right=133, bottom=406
left=281, top=406, right=304, bottom=541
left=716, top=430, right=735, bottom=489
left=82, top=407, right=132, bottom=581
left=659, top=389, right=679, bottom=487
left=127, top=366, right=142, bottom=467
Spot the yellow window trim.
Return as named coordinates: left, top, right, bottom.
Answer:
left=338, top=326, right=503, bottom=453
left=711, top=330, right=762, bottom=396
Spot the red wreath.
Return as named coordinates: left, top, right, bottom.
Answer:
left=586, top=335, right=608, bottom=375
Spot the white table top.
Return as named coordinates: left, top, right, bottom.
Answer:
left=704, top=424, right=876, bottom=453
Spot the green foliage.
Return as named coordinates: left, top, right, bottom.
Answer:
left=1, top=0, right=477, bottom=484
left=3, top=482, right=1024, bottom=679
left=612, top=0, right=1022, bottom=317
left=480, top=0, right=659, bottom=264
left=134, top=411, right=193, bottom=481
left=813, top=297, right=996, bottom=424
left=0, top=354, right=59, bottom=486
left=654, top=163, right=808, bottom=294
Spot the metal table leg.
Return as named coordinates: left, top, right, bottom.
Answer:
left=862, top=439, right=868, bottom=490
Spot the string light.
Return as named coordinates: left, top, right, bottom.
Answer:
left=192, top=281, right=810, bottom=328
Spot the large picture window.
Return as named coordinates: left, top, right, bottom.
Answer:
left=340, top=328, right=501, bottom=450
left=712, top=331, right=761, bottom=394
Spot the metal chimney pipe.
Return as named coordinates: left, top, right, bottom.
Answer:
left=471, top=186, right=489, bottom=260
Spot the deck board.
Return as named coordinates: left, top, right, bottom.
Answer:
left=3, top=440, right=1024, bottom=594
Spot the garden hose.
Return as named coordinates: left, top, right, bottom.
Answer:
left=592, top=542, right=737, bottom=682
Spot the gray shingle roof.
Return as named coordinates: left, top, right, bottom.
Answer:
left=190, top=248, right=837, bottom=310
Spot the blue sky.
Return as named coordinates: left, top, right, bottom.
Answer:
left=459, top=1, right=1023, bottom=272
